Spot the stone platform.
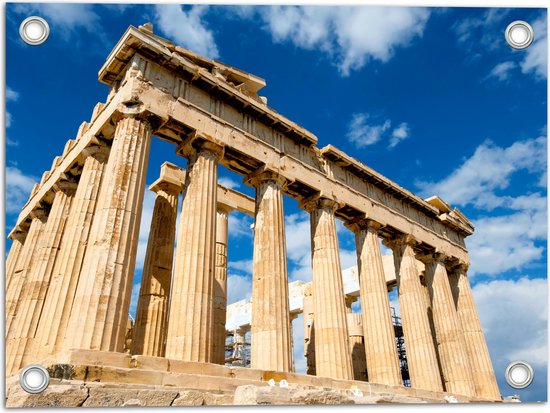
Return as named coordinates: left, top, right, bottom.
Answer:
left=5, top=350, right=498, bottom=407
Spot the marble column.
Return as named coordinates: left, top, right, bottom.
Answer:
left=212, top=205, right=231, bottom=365
left=347, top=312, right=368, bottom=381
left=387, top=235, right=443, bottom=392
left=303, top=283, right=316, bottom=375
left=7, top=180, right=76, bottom=373
left=5, top=230, right=27, bottom=299
left=302, top=196, right=353, bottom=380
left=165, top=140, right=223, bottom=362
left=424, top=253, right=475, bottom=396
left=6, top=212, right=47, bottom=334
left=349, top=219, right=402, bottom=386
left=35, top=145, right=110, bottom=360
left=449, top=264, right=501, bottom=400
left=131, top=179, right=181, bottom=357
left=248, top=170, right=292, bottom=372
left=66, top=115, right=152, bottom=352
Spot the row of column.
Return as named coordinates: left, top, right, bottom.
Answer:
left=5, top=115, right=500, bottom=401
left=6, top=114, right=151, bottom=373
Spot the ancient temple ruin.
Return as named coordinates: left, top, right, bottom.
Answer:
left=5, top=24, right=501, bottom=406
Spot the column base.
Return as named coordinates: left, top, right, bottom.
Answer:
left=5, top=349, right=501, bottom=407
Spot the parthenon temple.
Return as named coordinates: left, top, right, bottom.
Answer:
left=5, top=24, right=502, bottom=406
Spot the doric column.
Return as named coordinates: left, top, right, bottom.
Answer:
left=212, top=205, right=231, bottom=365
left=423, top=253, right=475, bottom=396
left=348, top=218, right=402, bottom=386
left=5, top=229, right=27, bottom=293
left=347, top=312, right=368, bottom=381
left=131, top=176, right=181, bottom=357
left=247, top=170, right=292, bottom=372
left=386, top=235, right=443, bottom=392
left=165, top=139, right=223, bottom=362
left=66, top=114, right=152, bottom=352
left=303, top=283, right=316, bottom=375
left=301, top=196, right=353, bottom=380
left=449, top=264, right=501, bottom=400
left=6, top=211, right=47, bottom=334
left=6, top=180, right=76, bottom=373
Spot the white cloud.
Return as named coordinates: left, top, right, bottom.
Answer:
left=417, top=136, right=546, bottom=210
left=228, top=259, right=253, bottom=275
left=347, top=114, right=391, bottom=148
left=228, top=213, right=253, bottom=238
left=6, top=87, right=19, bottom=102
left=389, top=122, right=410, bottom=148
left=467, top=196, right=546, bottom=275
left=227, top=274, right=252, bottom=303
left=129, top=281, right=141, bottom=319
left=12, top=3, right=100, bottom=39
left=520, top=15, right=547, bottom=80
left=5, top=166, right=38, bottom=215
left=487, top=61, right=517, bottom=82
left=472, top=277, right=547, bottom=401
left=6, top=112, right=13, bottom=128
left=154, top=5, right=219, bottom=59
left=135, top=189, right=156, bottom=271
left=218, top=176, right=241, bottom=189
left=347, top=114, right=411, bottom=149
left=417, top=135, right=547, bottom=276
left=292, top=313, right=306, bottom=373
left=253, top=6, right=430, bottom=75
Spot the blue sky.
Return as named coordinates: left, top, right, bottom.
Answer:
left=4, top=3, right=547, bottom=402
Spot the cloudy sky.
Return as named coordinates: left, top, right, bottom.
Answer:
left=5, top=3, right=547, bottom=402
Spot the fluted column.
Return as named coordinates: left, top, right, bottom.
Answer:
left=449, top=264, right=501, bottom=400
left=349, top=219, right=402, bottom=386
left=6, top=212, right=47, bottom=334
left=347, top=312, right=368, bottom=381
left=66, top=114, right=152, bottom=352
left=303, top=283, right=316, bottom=375
left=5, top=230, right=27, bottom=294
left=423, top=253, right=475, bottom=395
left=7, top=180, right=76, bottom=373
left=131, top=180, right=181, bottom=357
left=35, top=145, right=110, bottom=360
left=302, top=196, right=353, bottom=380
left=212, top=205, right=231, bottom=365
left=387, top=235, right=443, bottom=392
left=165, top=139, right=223, bottom=362
left=248, top=170, right=292, bottom=372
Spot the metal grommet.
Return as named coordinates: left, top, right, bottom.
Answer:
left=505, top=20, right=534, bottom=50
left=19, top=365, right=50, bottom=394
left=505, top=361, right=534, bottom=389
left=19, top=16, right=50, bottom=46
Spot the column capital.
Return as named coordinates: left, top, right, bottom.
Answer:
left=149, top=179, right=182, bottom=196
left=8, top=226, right=27, bottom=243
left=299, top=193, right=343, bottom=213
left=244, top=166, right=289, bottom=189
left=52, top=179, right=78, bottom=195
left=383, top=233, right=418, bottom=251
left=449, top=259, right=469, bottom=274
left=177, top=131, right=224, bottom=161
left=29, top=207, right=48, bottom=222
left=345, top=216, right=385, bottom=233
left=82, top=143, right=110, bottom=163
left=216, top=203, right=234, bottom=215
left=417, top=250, right=449, bottom=265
